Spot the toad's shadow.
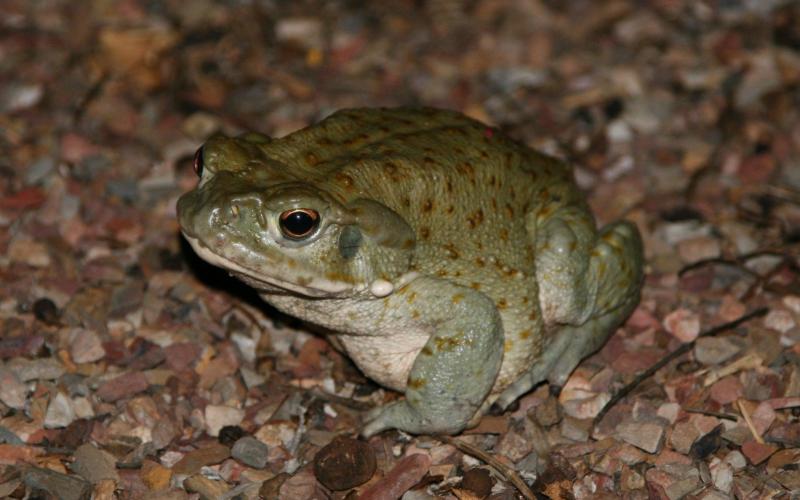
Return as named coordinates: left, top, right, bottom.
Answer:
left=177, top=232, right=378, bottom=394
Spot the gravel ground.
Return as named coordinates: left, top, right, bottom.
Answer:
left=1, top=1, right=800, bottom=498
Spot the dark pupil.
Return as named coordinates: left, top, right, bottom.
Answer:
left=193, top=147, right=204, bottom=177
left=282, top=211, right=316, bottom=237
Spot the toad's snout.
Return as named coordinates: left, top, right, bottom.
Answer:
left=177, top=180, right=270, bottom=241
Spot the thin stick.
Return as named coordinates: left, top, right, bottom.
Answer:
left=703, top=353, right=762, bottom=387
left=593, top=307, right=768, bottom=426
left=684, top=407, right=739, bottom=422
left=737, top=399, right=765, bottom=444
left=436, top=435, right=535, bottom=500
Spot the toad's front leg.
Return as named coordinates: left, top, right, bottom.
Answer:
left=361, top=277, right=504, bottom=437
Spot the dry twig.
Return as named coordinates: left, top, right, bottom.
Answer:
left=436, top=435, right=536, bottom=500
left=684, top=407, right=739, bottom=422
left=593, top=307, right=768, bottom=426
left=703, top=353, right=763, bottom=387
left=737, top=399, right=765, bottom=444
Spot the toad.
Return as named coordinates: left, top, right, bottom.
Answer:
left=177, top=107, right=643, bottom=436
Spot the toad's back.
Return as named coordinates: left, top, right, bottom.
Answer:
left=258, top=107, right=587, bottom=281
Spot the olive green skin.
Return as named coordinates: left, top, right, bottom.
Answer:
left=177, top=107, right=643, bottom=436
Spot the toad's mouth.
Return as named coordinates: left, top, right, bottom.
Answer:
left=182, top=233, right=354, bottom=298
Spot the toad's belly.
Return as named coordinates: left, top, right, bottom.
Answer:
left=336, top=318, right=543, bottom=396
left=336, top=332, right=430, bottom=392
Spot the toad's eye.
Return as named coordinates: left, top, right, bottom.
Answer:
left=279, top=209, right=320, bottom=240
left=193, top=147, right=204, bottom=177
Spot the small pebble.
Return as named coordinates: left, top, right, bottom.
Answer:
left=764, top=308, right=796, bottom=334
left=108, top=282, right=145, bottom=318
left=741, top=440, right=777, bottom=465
left=23, top=467, right=91, bottom=500
left=0, top=369, right=27, bottom=409
left=461, top=468, right=493, bottom=497
left=677, top=236, right=721, bottom=263
left=694, top=336, right=740, bottom=365
left=663, top=308, right=701, bottom=342
left=402, top=490, right=438, bottom=500
left=710, top=459, right=734, bottom=493
left=32, top=297, right=60, bottom=324
left=620, top=466, right=645, bottom=491
left=239, top=366, right=267, bottom=389
left=275, top=17, right=323, bottom=49
left=95, top=372, right=149, bottom=402
left=8, top=238, right=51, bottom=267
left=205, top=405, right=245, bottom=437
left=669, top=421, right=699, bottom=454
left=515, top=450, right=539, bottom=477
left=68, top=328, right=106, bottom=364
left=163, top=342, right=202, bottom=372
left=218, top=425, right=246, bottom=447
left=660, top=467, right=702, bottom=499
left=44, top=392, right=76, bottom=429
left=1, top=82, right=43, bottom=113
left=358, top=453, right=431, bottom=500
left=182, top=112, right=221, bottom=140
left=71, top=443, right=119, bottom=483
left=62, top=373, right=90, bottom=397
left=775, top=470, right=800, bottom=491
left=254, top=420, right=297, bottom=449
left=656, top=402, right=680, bottom=424
left=184, top=474, right=230, bottom=498
left=71, top=397, right=95, bottom=419
left=718, top=294, right=747, bottom=322
left=140, top=460, right=172, bottom=490
left=560, top=415, right=591, bottom=442
left=723, top=450, right=747, bottom=470
left=231, top=436, right=269, bottom=469
left=709, top=376, right=743, bottom=405
left=532, top=396, right=562, bottom=427
left=0, top=333, right=45, bottom=359
left=25, top=157, right=56, bottom=185
left=8, top=358, right=65, bottom=381
left=750, top=402, right=776, bottom=436
left=259, top=472, right=289, bottom=499
left=0, top=426, right=24, bottom=445
left=172, top=443, right=231, bottom=475
left=734, top=51, right=781, bottom=108
left=766, top=448, right=800, bottom=473
left=721, top=426, right=752, bottom=447
left=53, top=419, right=93, bottom=449
left=616, top=420, right=666, bottom=454
left=280, top=466, right=326, bottom=499
left=783, top=295, right=800, bottom=315
left=689, top=425, right=723, bottom=459
left=313, top=436, right=376, bottom=491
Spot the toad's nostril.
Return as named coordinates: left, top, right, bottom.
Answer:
left=221, top=194, right=269, bottom=230
left=255, top=209, right=267, bottom=229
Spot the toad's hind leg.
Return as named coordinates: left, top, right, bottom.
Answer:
left=495, top=218, right=643, bottom=409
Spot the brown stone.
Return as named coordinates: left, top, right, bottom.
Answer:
left=96, top=372, right=149, bottom=402
left=313, top=436, right=376, bottom=491
left=358, top=453, right=431, bottom=500
left=172, top=443, right=231, bottom=475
